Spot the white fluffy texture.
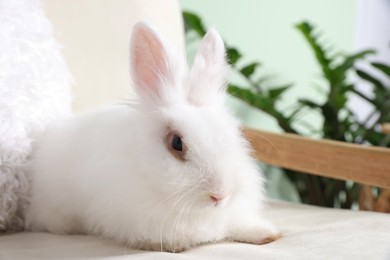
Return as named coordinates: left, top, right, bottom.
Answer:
left=0, top=0, right=72, bottom=231
left=26, top=22, right=278, bottom=252
left=189, top=28, right=230, bottom=106
left=130, top=22, right=187, bottom=108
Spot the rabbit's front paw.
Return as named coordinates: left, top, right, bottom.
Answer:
left=230, top=220, right=281, bottom=245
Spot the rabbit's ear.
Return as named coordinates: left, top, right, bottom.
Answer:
left=130, top=22, right=183, bottom=106
left=189, top=28, right=229, bottom=106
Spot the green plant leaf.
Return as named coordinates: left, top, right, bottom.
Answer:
left=226, top=47, right=242, bottom=65
left=182, top=11, right=207, bottom=36
left=267, top=84, right=292, bottom=99
left=356, top=69, right=386, bottom=91
left=227, top=84, right=270, bottom=110
left=298, top=99, right=322, bottom=109
left=335, top=93, right=348, bottom=109
left=335, top=50, right=375, bottom=74
left=351, top=88, right=376, bottom=105
left=286, top=105, right=305, bottom=123
left=372, top=62, right=390, bottom=77
left=365, top=131, right=387, bottom=145
left=240, top=62, right=260, bottom=77
left=295, top=21, right=333, bottom=83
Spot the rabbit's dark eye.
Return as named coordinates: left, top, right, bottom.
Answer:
left=171, top=135, right=182, bottom=151
left=165, top=130, right=187, bottom=161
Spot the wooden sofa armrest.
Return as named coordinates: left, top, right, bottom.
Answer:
left=382, top=123, right=390, bottom=134
left=243, top=128, right=390, bottom=189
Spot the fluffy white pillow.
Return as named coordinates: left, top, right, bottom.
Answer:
left=0, top=0, right=72, bottom=231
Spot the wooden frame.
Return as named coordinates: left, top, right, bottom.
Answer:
left=383, top=123, right=390, bottom=134
left=244, top=128, right=390, bottom=189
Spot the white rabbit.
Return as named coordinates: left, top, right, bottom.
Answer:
left=26, top=22, right=281, bottom=252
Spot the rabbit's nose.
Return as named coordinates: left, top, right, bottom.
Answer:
left=209, top=193, right=225, bottom=203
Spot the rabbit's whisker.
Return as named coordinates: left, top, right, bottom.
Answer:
left=246, top=132, right=280, bottom=153
left=169, top=185, right=199, bottom=252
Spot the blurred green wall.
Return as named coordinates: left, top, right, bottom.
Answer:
left=181, top=0, right=356, bottom=133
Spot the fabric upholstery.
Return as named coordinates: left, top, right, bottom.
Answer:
left=1, top=200, right=389, bottom=260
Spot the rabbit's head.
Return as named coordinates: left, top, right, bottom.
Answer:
left=130, top=22, right=261, bottom=211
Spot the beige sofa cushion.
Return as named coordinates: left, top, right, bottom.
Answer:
left=1, top=200, right=389, bottom=260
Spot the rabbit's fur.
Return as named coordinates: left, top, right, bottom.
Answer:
left=26, top=22, right=280, bottom=252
